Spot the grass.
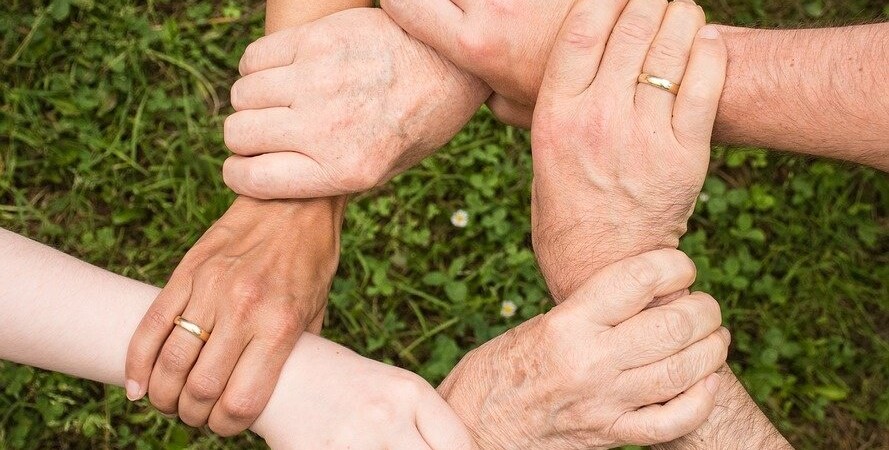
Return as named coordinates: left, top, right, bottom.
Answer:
left=1, top=0, right=887, bottom=448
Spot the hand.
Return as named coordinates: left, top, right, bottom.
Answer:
left=125, top=196, right=345, bottom=435
left=252, top=334, right=476, bottom=449
left=222, top=7, right=490, bottom=199
left=530, top=0, right=727, bottom=301
left=439, top=250, right=729, bottom=449
left=381, top=0, right=584, bottom=127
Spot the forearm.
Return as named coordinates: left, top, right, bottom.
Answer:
left=266, top=0, right=371, bottom=33
left=714, top=23, right=889, bottom=171
left=654, top=365, right=791, bottom=450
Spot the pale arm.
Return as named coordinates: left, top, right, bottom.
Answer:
left=0, top=228, right=475, bottom=448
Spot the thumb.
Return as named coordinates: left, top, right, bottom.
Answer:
left=223, top=153, right=342, bottom=199
left=553, top=249, right=697, bottom=327
left=381, top=0, right=468, bottom=66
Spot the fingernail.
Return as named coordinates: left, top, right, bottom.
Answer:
left=705, top=373, right=721, bottom=394
left=125, top=379, right=143, bottom=401
left=699, top=25, right=720, bottom=40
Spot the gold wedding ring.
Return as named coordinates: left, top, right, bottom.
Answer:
left=174, top=316, right=211, bottom=342
left=638, top=73, right=681, bottom=95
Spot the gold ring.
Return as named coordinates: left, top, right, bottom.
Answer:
left=174, top=316, right=211, bottom=342
left=638, top=73, right=681, bottom=95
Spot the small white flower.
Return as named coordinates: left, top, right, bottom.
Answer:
left=450, top=209, right=469, bottom=228
left=698, top=192, right=710, bottom=203
left=500, top=300, right=517, bottom=318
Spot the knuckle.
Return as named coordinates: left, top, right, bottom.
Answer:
left=339, top=163, right=380, bottom=193
left=620, top=257, right=660, bottom=290
left=561, top=11, right=604, bottom=50
left=457, top=30, right=493, bottom=59
left=647, top=36, right=690, bottom=63
left=613, top=13, right=659, bottom=44
left=487, top=0, right=519, bottom=17
left=659, top=308, right=694, bottom=346
left=390, top=373, right=430, bottom=400
left=145, top=309, right=170, bottom=333
left=539, top=310, right=575, bottom=339
left=158, top=342, right=193, bottom=374
left=229, top=278, right=264, bottom=314
left=185, top=372, right=226, bottom=403
left=665, top=353, right=693, bottom=391
left=219, top=393, right=264, bottom=423
left=365, top=401, right=400, bottom=426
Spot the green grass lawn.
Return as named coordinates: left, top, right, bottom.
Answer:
left=1, top=0, right=888, bottom=448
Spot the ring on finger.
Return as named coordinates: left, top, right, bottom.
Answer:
left=637, top=73, right=681, bottom=95
left=174, top=315, right=211, bottom=342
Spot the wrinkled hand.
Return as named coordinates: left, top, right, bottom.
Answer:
left=381, top=0, right=584, bottom=127
left=252, top=335, right=476, bottom=450
left=439, top=250, right=729, bottom=449
left=126, top=197, right=345, bottom=435
left=530, top=0, right=727, bottom=301
left=222, top=7, right=489, bottom=199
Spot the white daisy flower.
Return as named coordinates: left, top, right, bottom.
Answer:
left=500, top=300, right=517, bottom=318
left=450, top=209, right=469, bottom=228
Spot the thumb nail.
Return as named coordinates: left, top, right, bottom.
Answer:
left=705, top=373, right=721, bottom=394
left=126, top=379, right=143, bottom=401
left=699, top=25, right=720, bottom=40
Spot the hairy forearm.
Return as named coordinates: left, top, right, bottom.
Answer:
left=714, top=23, right=889, bottom=171
left=654, top=365, right=791, bottom=450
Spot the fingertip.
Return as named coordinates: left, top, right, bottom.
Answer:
left=126, top=378, right=145, bottom=401
left=697, top=24, right=721, bottom=41
left=221, top=156, right=247, bottom=195
left=705, top=372, right=721, bottom=394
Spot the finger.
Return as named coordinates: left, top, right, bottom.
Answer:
left=379, top=0, right=466, bottom=67
left=672, top=24, right=728, bottom=148
left=208, top=337, right=295, bottom=436
left=416, top=389, right=477, bottom=450
left=147, top=304, right=215, bottom=415
left=177, top=324, right=249, bottom=428
left=230, top=66, right=295, bottom=111
left=609, top=292, right=723, bottom=369
left=623, top=327, right=730, bottom=404
left=595, top=0, right=668, bottom=95
left=613, top=372, right=720, bottom=445
left=224, top=108, right=307, bottom=156
left=538, top=0, right=630, bottom=102
left=553, top=249, right=696, bottom=327
left=125, top=273, right=194, bottom=402
left=635, top=0, right=705, bottom=119
left=238, top=27, right=304, bottom=76
left=486, top=94, right=533, bottom=129
left=222, top=153, right=337, bottom=199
